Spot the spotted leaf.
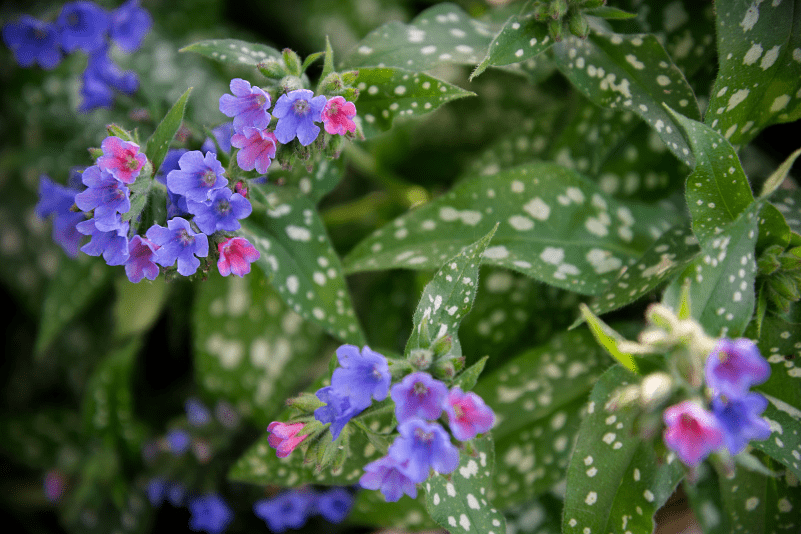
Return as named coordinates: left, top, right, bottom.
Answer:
left=552, top=31, right=700, bottom=166
left=239, top=183, right=365, bottom=345
left=193, top=269, right=324, bottom=427
left=471, top=11, right=552, bottom=80
left=562, top=365, right=684, bottom=534
left=179, top=38, right=282, bottom=68
left=343, top=162, right=677, bottom=296
left=354, top=67, right=475, bottom=138
left=348, top=490, right=436, bottom=531
left=704, top=0, right=801, bottom=147
left=0, top=409, right=82, bottom=470
left=503, top=494, right=563, bottom=534
left=770, top=189, right=801, bottom=240
left=262, top=156, right=344, bottom=205
left=405, top=225, right=497, bottom=359
left=423, top=435, right=506, bottom=534
left=753, top=391, right=801, bottom=481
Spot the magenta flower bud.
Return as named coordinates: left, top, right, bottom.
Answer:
left=444, top=386, right=495, bottom=441
left=390, top=372, right=448, bottom=423
left=266, top=421, right=307, bottom=458
left=217, top=237, right=260, bottom=277
left=705, top=338, right=770, bottom=398
left=663, top=400, right=724, bottom=466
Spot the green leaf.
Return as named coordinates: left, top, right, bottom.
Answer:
left=265, top=152, right=344, bottom=205
left=663, top=203, right=760, bottom=338
left=454, top=356, right=488, bottom=392
left=342, top=3, right=492, bottom=71
left=343, top=162, right=676, bottom=296
left=471, top=11, right=552, bottom=80
left=552, top=30, right=700, bottom=166
left=348, top=490, right=437, bottom=530
left=760, top=147, right=801, bottom=199
left=562, top=366, right=684, bottom=534
left=354, top=67, right=475, bottom=138
left=704, top=0, right=801, bottom=146
left=771, top=189, right=801, bottom=240
left=179, top=38, right=282, bottom=69
left=752, top=393, right=801, bottom=481
left=669, top=109, right=756, bottom=246
left=239, top=183, right=365, bottom=345
left=587, top=6, right=638, bottom=20
left=424, top=435, right=506, bottom=534
left=504, top=494, right=563, bottom=534
left=193, top=269, right=324, bottom=426
left=405, top=225, right=497, bottom=359
left=757, top=202, right=793, bottom=252
left=580, top=305, right=638, bottom=373
left=0, top=409, right=83, bottom=470
left=145, top=86, right=192, bottom=176
left=112, top=277, right=169, bottom=339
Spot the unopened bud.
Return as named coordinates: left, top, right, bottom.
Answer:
left=639, top=372, right=673, bottom=409
left=319, top=72, right=344, bottom=94
left=409, top=348, right=434, bottom=370
left=550, top=0, right=569, bottom=19
left=430, top=335, right=453, bottom=358
left=548, top=19, right=565, bottom=41
left=282, top=48, right=303, bottom=76
left=568, top=11, right=590, bottom=38
left=88, top=147, right=103, bottom=160
left=258, top=57, right=287, bottom=79
left=287, top=393, right=325, bottom=412
left=341, top=70, right=359, bottom=85
left=532, top=2, right=551, bottom=19
left=106, top=123, right=135, bottom=142
left=235, top=181, right=248, bottom=198
left=279, top=75, right=304, bottom=94
left=582, top=0, right=606, bottom=8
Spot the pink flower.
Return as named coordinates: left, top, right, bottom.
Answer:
left=230, top=127, right=278, bottom=174
left=444, top=387, right=495, bottom=441
left=663, top=400, right=724, bottom=466
left=97, top=136, right=147, bottom=184
left=321, top=96, right=357, bottom=135
left=267, top=421, right=308, bottom=458
left=217, top=237, right=260, bottom=277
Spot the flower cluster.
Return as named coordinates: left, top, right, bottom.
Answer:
left=663, top=337, right=771, bottom=466
left=253, top=487, right=355, bottom=532
left=220, top=78, right=357, bottom=173
left=2, top=1, right=151, bottom=111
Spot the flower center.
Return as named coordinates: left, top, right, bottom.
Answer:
left=68, top=13, right=80, bottom=28
left=414, top=428, right=433, bottom=442
left=125, top=152, right=140, bottom=170
left=33, top=27, right=48, bottom=40
left=452, top=404, right=465, bottom=419
left=257, top=94, right=267, bottom=107
left=293, top=99, right=309, bottom=116
left=215, top=199, right=231, bottom=215
left=178, top=229, right=194, bottom=246
left=202, top=169, right=217, bottom=186
left=413, top=381, right=428, bottom=396
left=327, top=102, right=339, bottom=116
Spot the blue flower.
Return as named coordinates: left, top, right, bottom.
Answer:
left=166, top=482, right=186, bottom=506
left=146, top=478, right=167, bottom=506
left=330, top=345, right=391, bottom=412
left=201, top=123, right=234, bottom=155
left=155, top=149, right=190, bottom=218
left=2, top=15, right=62, bottom=69
left=79, top=66, right=115, bottom=111
left=388, top=419, right=459, bottom=483
left=390, top=372, right=448, bottom=424
left=188, top=493, right=233, bottom=534
left=76, top=217, right=129, bottom=265
left=253, top=491, right=314, bottom=532
left=359, top=455, right=418, bottom=502
left=166, top=429, right=191, bottom=455
left=35, top=175, right=85, bottom=258
left=85, top=45, right=139, bottom=94
left=705, top=338, right=770, bottom=398
left=186, top=188, right=252, bottom=235
left=109, top=0, right=151, bottom=53
left=166, top=151, right=228, bottom=203
left=711, top=392, right=771, bottom=455
left=314, top=386, right=360, bottom=440
left=73, top=165, right=130, bottom=231
left=185, top=398, right=212, bottom=427
left=125, top=235, right=159, bottom=283
left=315, top=487, right=354, bottom=523
left=146, top=217, right=209, bottom=276
left=57, top=1, right=109, bottom=53
left=219, top=79, right=272, bottom=133
left=273, top=89, right=327, bottom=146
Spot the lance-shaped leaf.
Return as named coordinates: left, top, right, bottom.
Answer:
left=179, top=38, right=282, bottom=68
left=239, top=184, right=365, bottom=345
left=405, top=225, right=497, bottom=358
left=145, top=87, right=192, bottom=178
left=704, top=0, right=801, bottom=147
left=663, top=203, right=760, bottom=337
left=552, top=31, right=700, bottom=166
left=760, top=147, right=801, bottom=199
left=344, top=162, right=676, bottom=296
left=562, top=365, right=684, bottom=534
left=0, top=409, right=83, bottom=470
left=341, top=3, right=492, bottom=71
left=424, top=435, right=506, bottom=534
left=193, top=269, right=324, bottom=427
left=580, top=305, right=639, bottom=373
left=670, top=109, right=756, bottom=247
left=354, top=67, right=475, bottom=138
left=471, top=10, right=552, bottom=80
left=768, top=188, right=801, bottom=242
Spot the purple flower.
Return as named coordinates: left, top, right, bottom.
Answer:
left=185, top=398, right=212, bottom=427
left=109, top=0, right=151, bottom=53
left=316, top=487, right=354, bottom=523
left=2, top=16, right=62, bottom=69
left=254, top=491, right=315, bottom=532
left=155, top=149, right=190, bottom=218
left=359, top=455, right=418, bottom=502
left=273, top=89, right=327, bottom=146
left=166, top=151, right=227, bottom=202
left=186, top=188, right=252, bottom=235
left=444, top=387, right=495, bottom=441
left=231, top=127, right=277, bottom=174
left=201, top=123, right=234, bottom=155
left=97, top=136, right=147, bottom=184
left=711, top=392, right=771, bottom=455
left=390, top=372, right=448, bottom=423
left=35, top=175, right=85, bottom=258
left=166, top=429, right=191, bottom=455
left=145, top=217, right=209, bottom=276
left=124, top=235, right=159, bottom=283
left=663, top=400, right=724, bottom=466
left=43, top=470, right=66, bottom=503
left=188, top=493, right=233, bottom=534
left=314, top=386, right=360, bottom=440
left=330, top=345, right=391, bottom=411
left=321, top=96, right=357, bottom=135
left=218, top=78, right=272, bottom=133
left=705, top=338, right=770, bottom=398
left=388, top=419, right=459, bottom=483
left=57, top=1, right=109, bottom=53
left=217, top=237, right=260, bottom=277
left=79, top=67, right=114, bottom=111
left=166, top=482, right=186, bottom=506
left=76, top=217, right=129, bottom=265
left=74, top=165, right=130, bottom=230
left=85, top=46, right=139, bottom=94
left=147, top=478, right=167, bottom=506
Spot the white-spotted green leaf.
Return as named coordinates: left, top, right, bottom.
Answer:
left=471, top=11, right=552, bottom=80
left=239, top=183, right=365, bottom=345
left=264, top=155, right=344, bottom=205
left=354, top=67, right=475, bottom=138
left=179, top=38, right=282, bottom=68
left=192, top=269, right=324, bottom=427
left=113, top=277, right=169, bottom=339
left=756, top=201, right=794, bottom=252
left=0, top=409, right=82, bottom=470
left=423, top=435, right=506, bottom=534
left=704, top=0, right=801, bottom=147
left=752, top=393, right=801, bottom=481
left=343, top=162, right=676, bottom=296
left=770, top=189, right=801, bottom=240
left=684, top=470, right=730, bottom=534
left=342, top=3, right=492, bottom=71
left=405, top=225, right=497, bottom=359
left=562, top=365, right=684, bottom=534
left=663, top=203, right=760, bottom=338
left=670, top=109, right=756, bottom=247
left=145, top=87, right=192, bottom=178
left=552, top=31, right=700, bottom=165
left=348, top=490, right=437, bottom=531
left=504, top=494, right=563, bottom=534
